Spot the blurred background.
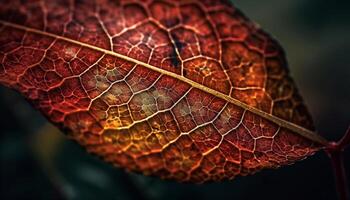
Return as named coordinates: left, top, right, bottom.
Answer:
left=1, top=0, right=349, bottom=199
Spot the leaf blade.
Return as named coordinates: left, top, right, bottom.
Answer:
left=0, top=0, right=327, bottom=182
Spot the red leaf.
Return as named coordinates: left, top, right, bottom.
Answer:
left=0, top=0, right=328, bottom=182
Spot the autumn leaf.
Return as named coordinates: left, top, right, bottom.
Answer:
left=0, top=0, right=329, bottom=183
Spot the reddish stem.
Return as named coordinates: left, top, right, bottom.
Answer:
left=325, top=126, right=350, bottom=200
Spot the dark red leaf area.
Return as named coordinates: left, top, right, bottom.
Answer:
left=0, top=0, right=320, bottom=182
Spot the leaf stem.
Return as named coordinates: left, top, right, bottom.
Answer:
left=325, top=126, right=350, bottom=200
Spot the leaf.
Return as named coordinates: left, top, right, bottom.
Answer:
left=0, top=0, right=327, bottom=182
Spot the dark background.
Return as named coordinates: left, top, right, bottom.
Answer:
left=1, top=0, right=349, bottom=200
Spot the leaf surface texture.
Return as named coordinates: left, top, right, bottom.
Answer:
left=0, top=0, right=324, bottom=182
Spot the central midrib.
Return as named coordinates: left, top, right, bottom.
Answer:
left=0, top=20, right=328, bottom=145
